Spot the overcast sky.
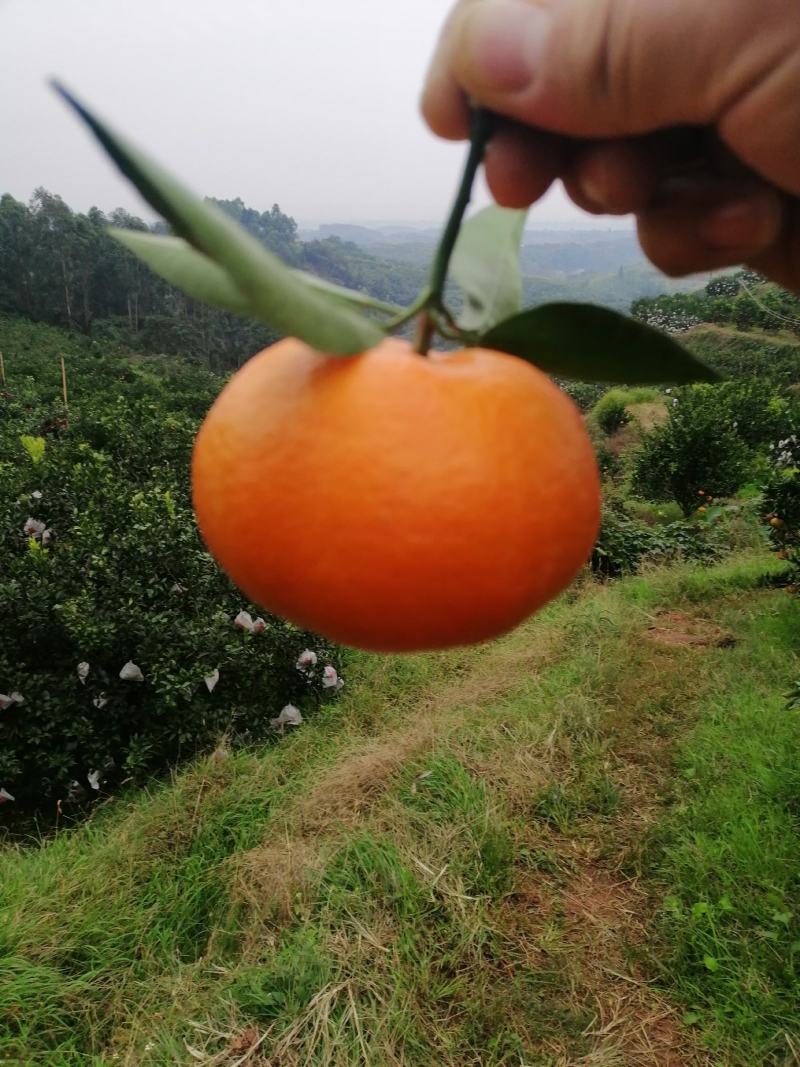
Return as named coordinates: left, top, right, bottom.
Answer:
left=0, top=0, right=621, bottom=228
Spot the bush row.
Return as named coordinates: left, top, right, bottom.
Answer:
left=0, top=318, right=342, bottom=812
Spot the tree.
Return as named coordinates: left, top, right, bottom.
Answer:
left=0, top=194, right=34, bottom=316
left=632, top=386, right=751, bottom=515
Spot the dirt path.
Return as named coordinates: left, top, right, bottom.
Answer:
left=219, top=597, right=747, bottom=1066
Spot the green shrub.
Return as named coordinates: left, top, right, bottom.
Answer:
left=556, top=380, right=606, bottom=413
left=591, top=501, right=720, bottom=578
left=633, top=275, right=800, bottom=346
left=0, top=321, right=342, bottom=812
left=592, top=504, right=655, bottom=577
left=590, top=387, right=663, bottom=437
left=623, top=499, right=685, bottom=526
left=631, top=385, right=752, bottom=515
left=593, top=439, right=621, bottom=480
left=714, top=380, right=791, bottom=451
left=762, top=432, right=800, bottom=581
left=595, top=398, right=630, bottom=435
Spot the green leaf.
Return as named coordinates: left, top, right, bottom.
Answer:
left=111, top=231, right=403, bottom=322
left=53, top=83, right=383, bottom=356
left=110, top=231, right=253, bottom=316
left=20, top=435, right=46, bottom=465
left=481, top=302, right=719, bottom=384
left=289, top=271, right=404, bottom=316
left=450, top=206, right=526, bottom=332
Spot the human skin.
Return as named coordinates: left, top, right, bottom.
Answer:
left=421, top=0, right=800, bottom=291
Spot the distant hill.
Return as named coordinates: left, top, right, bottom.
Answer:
left=300, top=221, right=710, bottom=309
left=0, top=188, right=719, bottom=371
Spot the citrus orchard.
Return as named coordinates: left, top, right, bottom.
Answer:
left=192, top=337, right=601, bottom=652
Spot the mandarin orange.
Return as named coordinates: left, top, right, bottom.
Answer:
left=192, top=337, right=600, bottom=652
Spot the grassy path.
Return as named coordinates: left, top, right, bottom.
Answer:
left=1, top=554, right=798, bottom=1066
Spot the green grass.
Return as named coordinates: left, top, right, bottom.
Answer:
left=1, top=552, right=799, bottom=1065
left=647, top=603, right=800, bottom=1062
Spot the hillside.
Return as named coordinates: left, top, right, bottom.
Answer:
left=685, top=325, right=800, bottom=384
left=0, top=314, right=345, bottom=813
left=4, top=235, right=800, bottom=1065
left=2, top=553, right=798, bottom=1065
left=0, top=191, right=427, bottom=372
left=302, top=223, right=712, bottom=312
left=0, top=190, right=727, bottom=375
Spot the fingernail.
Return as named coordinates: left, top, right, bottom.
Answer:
left=578, top=159, right=611, bottom=210
left=459, top=1, right=551, bottom=92
left=700, top=192, right=782, bottom=250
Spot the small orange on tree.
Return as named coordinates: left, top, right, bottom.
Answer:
left=57, top=90, right=717, bottom=651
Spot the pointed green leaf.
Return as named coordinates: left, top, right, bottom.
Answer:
left=110, top=231, right=253, bottom=316
left=481, top=302, right=719, bottom=384
left=112, top=232, right=405, bottom=320
left=53, top=83, right=383, bottom=355
left=450, top=206, right=527, bottom=332
left=289, top=271, right=404, bottom=315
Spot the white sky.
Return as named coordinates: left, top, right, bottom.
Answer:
left=0, top=0, right=619, bottom=228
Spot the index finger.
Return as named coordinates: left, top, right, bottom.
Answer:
left=421, top=1, right=473, bottom=139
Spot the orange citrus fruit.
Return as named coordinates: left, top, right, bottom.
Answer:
left=192, top=337, right=600, bottom=652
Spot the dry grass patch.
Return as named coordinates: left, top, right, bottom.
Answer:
left=647, top=610, right=736, bottom=649
left=292, top=731, right=437, bottom=834
left=628, top=401, right=668, bottom=433
left=233, top=840, right=324, bottom=929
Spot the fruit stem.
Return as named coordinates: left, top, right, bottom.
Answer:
left=413, top=311, right=436, bottom=354
left=415, top=107, right=494, bottom=356
left=385, top=288, right=432, bottom=331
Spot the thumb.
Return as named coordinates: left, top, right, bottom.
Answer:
left=425, top=0, right=800, bottom=194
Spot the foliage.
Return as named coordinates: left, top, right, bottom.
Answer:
left=623, top=499, right=685, bottom=526
left=591, top=437, right=622, bottom=480
left=0, top=317, right=342, bottom=811
left=714, top=379, right=792, bottom=450
left=0, top=189, right=427, bottom=372
left=685, top=327, right=800, bottom=387
left=633, top=272, right=800, bottom=343
left=0, top=556, right=794, bottom=1064
left=630, top=380, right=797, bottom=517
left=632, top=291, right=709, bottom=333
left=597, top=385, right=662, bottom=409
left=593, top=397, right=630, bottom=435
left=761, top=429, right=800, bottom=582
left=591, top=500, right=721, bottom=578
left=480, top=301, right=714, bottom=384
left=557, top=380, right=606, bottom=412
left=631, top=385, right=755, bottom=515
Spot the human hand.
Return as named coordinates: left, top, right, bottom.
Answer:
left=422, top=0, right=800, bottom=291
